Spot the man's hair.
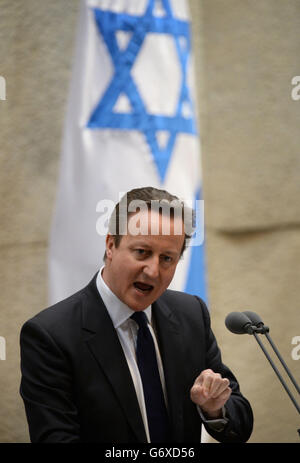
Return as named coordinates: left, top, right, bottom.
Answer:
left=103, top=186, right=195, bottom=261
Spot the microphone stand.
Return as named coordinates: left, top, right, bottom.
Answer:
left=251, top=328, right=300, bottom=438
left=265, top=330, right=300, bottom=394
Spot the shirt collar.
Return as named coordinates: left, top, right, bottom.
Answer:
left=96, top=266, right=152, bottom=328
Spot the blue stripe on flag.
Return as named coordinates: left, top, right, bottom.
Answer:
left=184, top=188, right=207, bottom=303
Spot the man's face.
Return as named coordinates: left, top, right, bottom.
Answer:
left=102, top=209, right=185, bottom=311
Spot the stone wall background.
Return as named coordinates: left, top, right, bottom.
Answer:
left=0, top=0, right=80, bottom=442
left=190, top=0, right=300, bottom=443
left=0, top=0, right=299, bottom=442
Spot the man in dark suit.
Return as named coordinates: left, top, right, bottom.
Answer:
left=20, top=187, right=253, bottom=443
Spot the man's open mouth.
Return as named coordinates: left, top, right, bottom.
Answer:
left=133, top=282, right=154, bottom=293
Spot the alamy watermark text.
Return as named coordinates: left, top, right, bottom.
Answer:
left=95, top=194, right=204, bottom=246
left=0, top=336, right=6, bottom=360
left=0, top=76, right=6, bottom=100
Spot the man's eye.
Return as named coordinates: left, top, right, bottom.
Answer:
left=135, top=249, right=146, bottom=255
left=162, top=255, right=172, bottom=263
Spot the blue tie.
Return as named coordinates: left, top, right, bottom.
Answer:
left=131, top=311, right=171, bottom=442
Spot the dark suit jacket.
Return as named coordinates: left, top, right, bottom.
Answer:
left=20, top=273, right=253, bottom=443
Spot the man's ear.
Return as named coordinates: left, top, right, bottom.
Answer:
left=105, top=234, right=115, bottom=260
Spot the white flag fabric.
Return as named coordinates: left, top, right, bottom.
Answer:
left=49, top=0, right=207, bottom=306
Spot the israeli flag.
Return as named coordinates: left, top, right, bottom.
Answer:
left=49, top=0, right=207, bottom=305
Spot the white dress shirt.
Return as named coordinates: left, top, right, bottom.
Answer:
left=96, top=266, right=168, bottom=443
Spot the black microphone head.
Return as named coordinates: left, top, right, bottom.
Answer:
left=243, top=311, right=263, bottom=326
left=225, top=311, right=255, bottom=335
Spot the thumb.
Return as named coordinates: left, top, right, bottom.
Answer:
left=190, top=383, right=207, bottom=406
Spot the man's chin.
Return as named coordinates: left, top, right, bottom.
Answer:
left=129, top=297, right=154, bottom=312
left=128, top=287, right=158, bottom=311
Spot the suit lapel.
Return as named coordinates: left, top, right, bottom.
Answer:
left=152, top=296, right=186, bottom=442
left=81, top=275, right=147, bottom=442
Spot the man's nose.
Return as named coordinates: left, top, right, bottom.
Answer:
left=143, top=256, right=160, bottom=279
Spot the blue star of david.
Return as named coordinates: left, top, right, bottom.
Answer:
left=87, top=0, right=197, bottom=182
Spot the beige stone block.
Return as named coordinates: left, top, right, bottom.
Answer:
left=0, top=0, right=79, bottom=246
left=190, top=0, right=300, bottom=231
left=205, top=227, right=300, bottom=442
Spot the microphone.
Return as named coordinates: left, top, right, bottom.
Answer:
left=225, top=310, right=300, bottom=438
left=242, top=310, right=269, bottom=334
left=225, top=311, right=258, bottom=335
